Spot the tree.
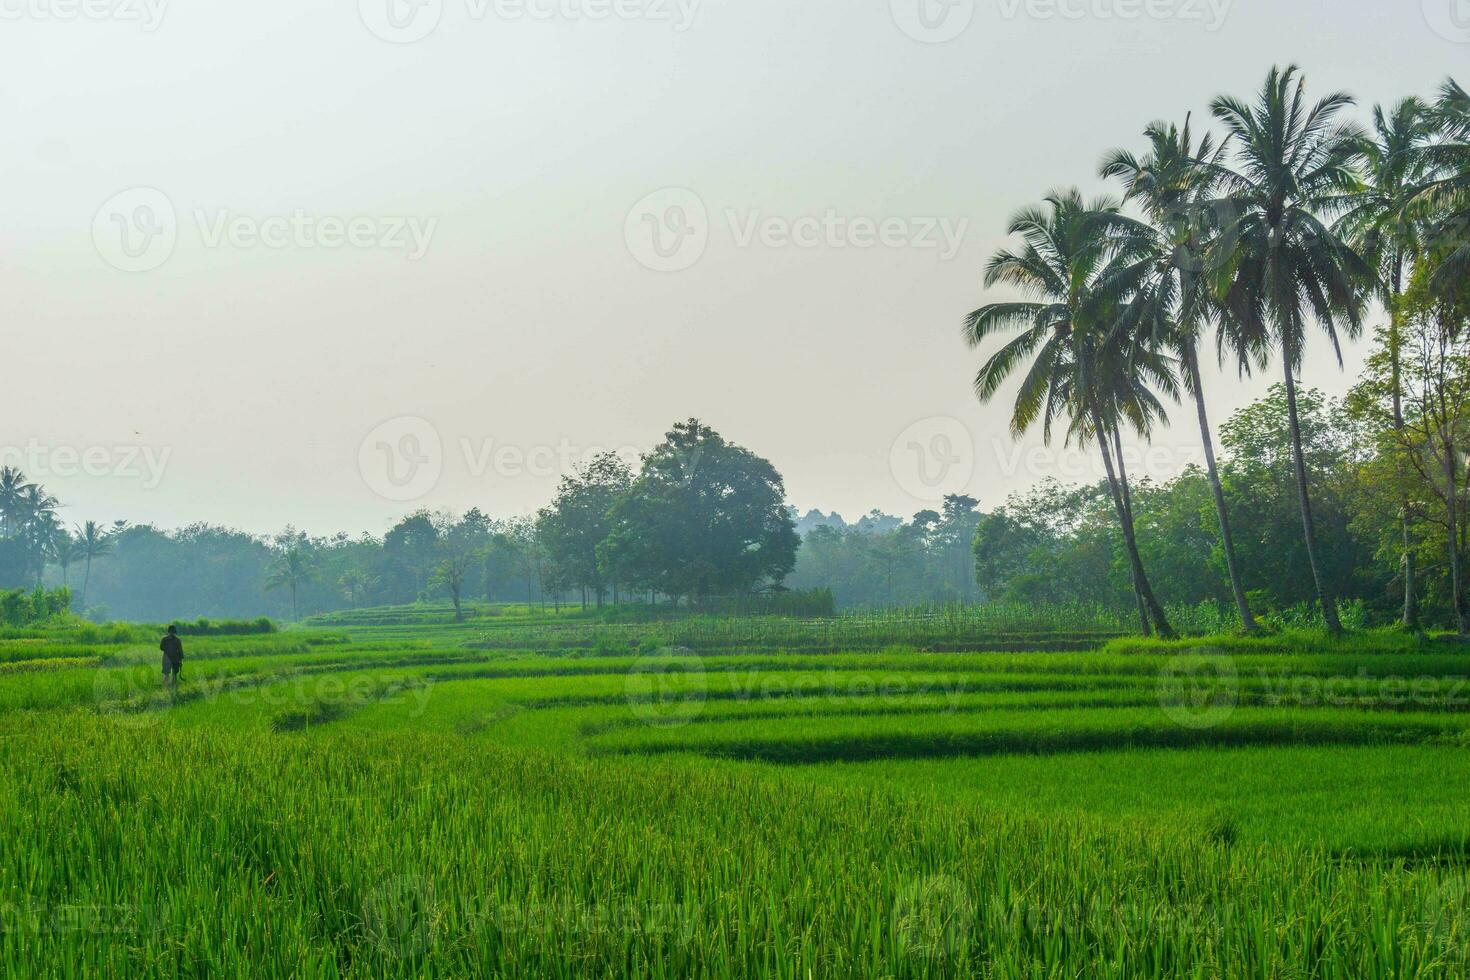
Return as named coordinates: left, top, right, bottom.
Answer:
left=76, top=520, right=111, bottom=610
left=1337, top=96, right=1439, bottom=629
left=603, top=420, right=798, bottom=604
left=538, top=453, right=633, bottom=608
left=429, top=512, right=491, bottom=621
left=1355, top=262, right=1470, bottom=631
left=338, top=569, right=371, bottom=608
left=0, top=467, right=31, bottom=538
left=1102, top=114, right=1261, bottom=632
left=506, top=517, right=549, bottom=607
left=935, top=495, right=982, bottom=600
left=1209, top=65, right=1373, bottom=633
left=964, top=189, right=1176, bottom=637
left=429, top=551, right=474, bottom=622
left=265, top=537, right=318, bottom=621
left=1219, top=385, right=1371, bottom=615
left=18, top=487, right=61, bottom=587
left=382, top=511, right=441, bottom=601
left=1420, top=79, right=1470, bottom=292
left=50, top=530, right=76, bottom=588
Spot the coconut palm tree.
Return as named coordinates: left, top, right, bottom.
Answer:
left=1101, top=115, right=1262, bottom=634
left=965, top=189, right=1176, bottom=638
left=0, top=466, right=31, bottom=537
left=1336, top=97, right=1439, bottom=630
left=19, top=486, right=60, bottom=586
left=1208, top=65, right=1373, bottom=634
left=1420, top=79, right=1470, bottom=291
left=266, top=545, right=318, bottom=621
left=50, top=530, right=77, bottom=589
left=75, top=520, right=112, bottom=610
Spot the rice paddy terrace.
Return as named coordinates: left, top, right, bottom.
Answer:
left=5, top=604, right=1470, bottom=977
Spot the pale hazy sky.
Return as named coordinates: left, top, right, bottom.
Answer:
left=2, top=0, right=1462, bottom=536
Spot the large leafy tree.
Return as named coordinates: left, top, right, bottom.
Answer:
left=1208, top=65, right=1373, bottom=634
left=603, top=420, right=798, bottom=604
left=538, top=452, right=634, bottom=607
left=1365, top=264, right=1470, bottom=630
left=382, top=511, right=441, bottom=599
left=965, top=189, right=1176, bottom=637
left=1218, top=385, right=1371, bottom=614
left=1102, top=115, right=1261, bottom=633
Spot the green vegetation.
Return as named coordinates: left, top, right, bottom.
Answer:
left=6, top=62, right=1470, bottom=977
left=0, top=585, right=71, bottom=627
left=1, top=610, right=1468, bottom=976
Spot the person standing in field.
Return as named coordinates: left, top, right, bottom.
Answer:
left=160, top=625, right=184, bottom=689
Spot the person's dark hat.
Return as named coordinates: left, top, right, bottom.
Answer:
left=167, top=625, right=178, bottom=634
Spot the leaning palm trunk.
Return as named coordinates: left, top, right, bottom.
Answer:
left=1108, top=428, right=1152, bottom=635
left=1095, top=415, right=1174, bottom=638
left=1184, top=347, right=1260, bottom=633
left=1281, top=366, right=1344, bottom=634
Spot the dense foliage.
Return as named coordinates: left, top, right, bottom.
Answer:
left=0, top=586, right=70, bottom=627
left=964, top=66, right=1470, bottom=634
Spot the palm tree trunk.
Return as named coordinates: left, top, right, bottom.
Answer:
left=1111, top=430, right=1175, bottom=639
left=81, top=557, right=92, bottom=609
left=1107, top=430, right=1152, bottom=635
left=1440, top=433, right=1468, bottom=634
left=1096, top=417, right=1174, bottom=638
left=1389, top=259, right=1419, bottom=631
left=1281, top=365, right=1344, bottom=634
left=1185, top=346, right=1260, bottom=633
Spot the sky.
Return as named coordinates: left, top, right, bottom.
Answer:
left=2, top=0, right=1465, bottom=537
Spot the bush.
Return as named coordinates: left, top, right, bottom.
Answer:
left=685, top=589, right=838, bottom=618
left=0, top=587, right=71, bottom=627
left=170, top=617, right=278, bottom=636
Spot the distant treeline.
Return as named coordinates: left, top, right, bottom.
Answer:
left=0, top=381, right=1451, bottom=626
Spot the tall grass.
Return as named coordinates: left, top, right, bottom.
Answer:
left=4, top=715, right=1468, bottom=978
left=4, top=609, right=1470, bottom=976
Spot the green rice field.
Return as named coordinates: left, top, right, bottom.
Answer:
left=6, top=605, right=1470, bottom=977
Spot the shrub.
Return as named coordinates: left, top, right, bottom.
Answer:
left=0, top=587, right=72, bottom=627
left=170, top=618, right=278, bottom=637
